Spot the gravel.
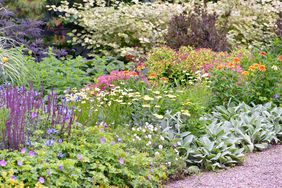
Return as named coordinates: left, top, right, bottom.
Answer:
left=166, top=145, right=282, bottom=188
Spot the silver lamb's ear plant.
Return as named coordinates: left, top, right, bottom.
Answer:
left=0, top=37, right=29, bottom=85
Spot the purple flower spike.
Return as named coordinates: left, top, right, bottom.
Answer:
left=119, top=158, right=124, bottom=165
left=59, top=165, right=63, bottom=171
left=17, top=160, right=23, bottom=166
left=0, top=160, right=6, bottom=167
left=39, top=177, right=45, bottom=184
left=58, top=138, right=63, bottom=143
left=100, top=137, right=105, bottom=144
left=77, top=154, right=83, bottom=161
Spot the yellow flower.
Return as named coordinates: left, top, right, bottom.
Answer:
left=153, top=114, right=164, bottom=119
left=142, top=104, right=151, bottom=108
left=143, top=95, right=154, bottom=101
left=2, top=57, right=9, bottom=63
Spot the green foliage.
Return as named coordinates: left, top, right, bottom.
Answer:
left=81, top=56, right=134, bottom=79
left=26, top=52, right=90, bottom=94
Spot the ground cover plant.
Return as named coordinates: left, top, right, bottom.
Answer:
left=0, top=0, right=281, bottom=187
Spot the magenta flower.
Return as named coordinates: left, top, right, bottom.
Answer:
left=119, top=158, right=124, bottom=165
left=38, top=177, right=45, bottom=184
left=0, top=160, right=6, bottom=167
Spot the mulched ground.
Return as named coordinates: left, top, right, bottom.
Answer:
left=166, top=145, right=282, bottom=188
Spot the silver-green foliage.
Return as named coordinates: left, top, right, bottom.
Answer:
left=161, top=111, right=244, bottom=171
left=204, top=102, right=282, bottom=152
left=161, top=102, right=281, bottom=170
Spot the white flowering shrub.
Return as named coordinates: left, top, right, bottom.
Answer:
left=207, top=0, right=282, bottom=49
left=48, top=1, right=186, bottom=56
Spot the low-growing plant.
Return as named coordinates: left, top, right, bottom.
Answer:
left=202, top=102, right=282, bottom=151
left=0, top=123, right=182, bottom=187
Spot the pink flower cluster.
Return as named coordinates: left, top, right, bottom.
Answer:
left=87, top=70, right=139, bottom=91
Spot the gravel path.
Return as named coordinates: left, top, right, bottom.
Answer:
left=166, top=145, right=282, bottom=188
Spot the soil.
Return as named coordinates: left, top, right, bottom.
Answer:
left=166, top=145, right=282, bottom=188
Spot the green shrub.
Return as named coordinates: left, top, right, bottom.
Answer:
left=26, top=52, right=90, bottom=94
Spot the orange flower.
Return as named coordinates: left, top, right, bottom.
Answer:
left=258, top=64, right=266, bottom=72
left=226, top=62, right=235, bottom=68
left=252, top=63, right=260, bottom=68
left=148, top=72, right=157, bottom=79
left=248, top=65, right=256, bottom=71
left=233, top=57, right=240, bottom=64
left=136, top=65, right=145, bottom=71
left=241, top=71, right=250, bottom=76
left=216, top=64, right=224, bottom=70
left=160, top=77, right=169, bottom=83
left=278, top=55, right=282, bottom=62
left=128, top=72, right=138, bottom=77
left=259, top=51, right=267, bottom=57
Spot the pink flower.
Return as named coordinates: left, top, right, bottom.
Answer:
left=0, top=159, right=6, bottom=167
left=119, top=158, right=124, bottom=165
left=38, top=177, right=45, bottom=184
left=21, top=148, right=26, bottom=154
